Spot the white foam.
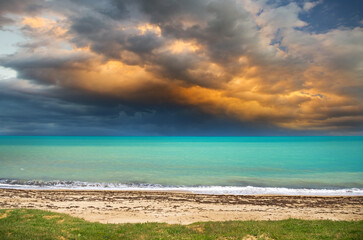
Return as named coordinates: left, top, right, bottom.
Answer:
left=0, top=180, right=362, bottom=196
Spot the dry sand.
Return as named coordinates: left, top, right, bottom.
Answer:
left=0, top=189, right=362, bottom=224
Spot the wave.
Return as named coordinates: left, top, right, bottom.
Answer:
left=0, top=179, right=362, bottom=196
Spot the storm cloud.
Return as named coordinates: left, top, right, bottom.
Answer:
left=0, top=0, right=362, bottom=135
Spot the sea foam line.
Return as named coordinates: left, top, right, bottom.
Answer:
left=0, top=179, right=362, bottom=196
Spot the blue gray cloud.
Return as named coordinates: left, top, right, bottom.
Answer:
left=0, top=0, right=362, bottom=135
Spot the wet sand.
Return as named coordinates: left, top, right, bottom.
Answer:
left=0, top=189, right=362, bottom=224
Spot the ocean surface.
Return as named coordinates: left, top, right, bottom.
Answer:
left=0, top=136, right=362, bottom=195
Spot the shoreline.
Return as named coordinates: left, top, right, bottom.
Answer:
left=1, top=188, right=362, bottom=224
left=1, top=182, right=362, bottom=196
left=1, top=186, right=362, bottom=197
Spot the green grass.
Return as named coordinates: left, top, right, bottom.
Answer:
left=0, top=209, right=362, bottom=240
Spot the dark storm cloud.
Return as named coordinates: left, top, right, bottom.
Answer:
left=0, top=78, right=289, bottom=136
left=0, top=0, right=44, bottom=28
left=0, top=0, right=362, bottom=135
left=64, top=0, right=258, bottom=84
left=134, top=0, right=207, bottom=23
left=125, top=33, right=163, bottom=54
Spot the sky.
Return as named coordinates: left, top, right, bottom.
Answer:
left=0, top=0, right=362, bottom=136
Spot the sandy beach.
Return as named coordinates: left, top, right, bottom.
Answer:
left=0, top=188, right=362, bottom=224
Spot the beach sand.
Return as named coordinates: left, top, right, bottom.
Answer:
left=0, top=189, right=362, bottom=224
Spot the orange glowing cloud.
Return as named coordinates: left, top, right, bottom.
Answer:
left=175, top=85, right=282, bottom=122
left=1, top=0, right=362, bottom=134
left=137, top=23, right=162, bottom=37
left=22, top=16, right=67, bottom=39
left=167, top=40, right=201, bottom=53
left=22, top=17, right=50, bottom=28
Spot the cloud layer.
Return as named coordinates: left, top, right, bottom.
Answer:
left=0, top=0, right=362, bottom=135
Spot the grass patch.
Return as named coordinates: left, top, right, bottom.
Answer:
left=0, top=209, right=362, bottom=239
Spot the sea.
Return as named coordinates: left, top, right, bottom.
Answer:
left=0, top=136, right=362, bottom=196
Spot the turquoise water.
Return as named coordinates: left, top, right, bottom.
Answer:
left=0, top=136, right=362, bottom=194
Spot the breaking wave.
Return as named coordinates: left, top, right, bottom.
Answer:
left=0, top=179, right=362, bottom=196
